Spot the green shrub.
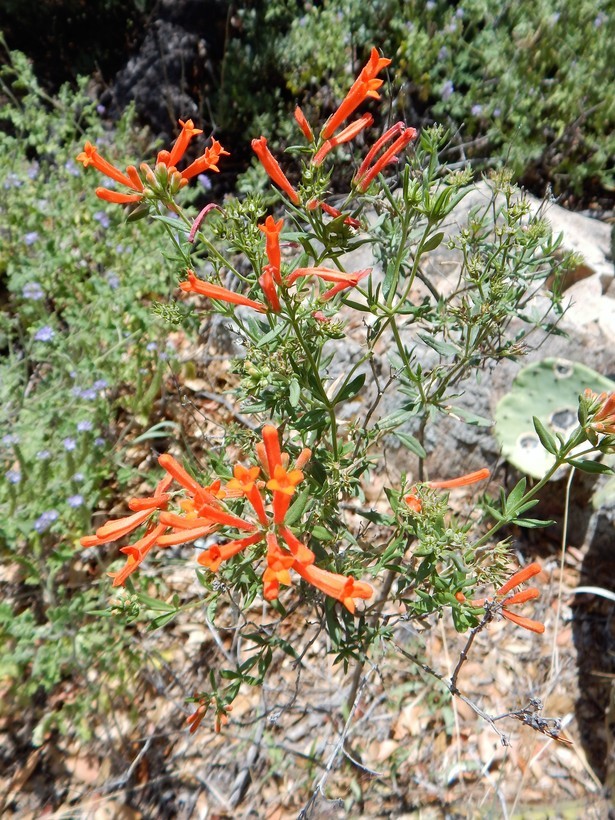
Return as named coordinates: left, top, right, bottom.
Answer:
left=230, top=0, right=614, bottom=197
left=0, top=39, right=184, bottom=740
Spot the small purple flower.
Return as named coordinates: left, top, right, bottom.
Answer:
left=36, top=449, right=51, bottom=460
left=197, top=174, right=213, bottom=191
left=471, top=104, right=483, bottom=116
left=441, top=80, right=455, bottom=101
left=67, top=494, right=85, bottom=508
left=493, top=107, right=501, bottom=117
left=94, top=437, right=105, bottom=447
left=77, top=420, right=93, bottom=432
left=93, top=210, right=111, bottom=229
left=65, top=159, right=80, bottom=177
left=3, top=434, right=20, bottom=446
left=438, top=46, right=449, bottom=61
left=146, top=342, right=158, bottom=352
left=24, top=231, right=39, bottom=246
left=27, top=163, right=39, bottom=180
left=594, top=12, right=606, bottom=27
left=5, top=468, right=21, bottom=484
left=63, top=437, right=77, bottom=451
left=34, top=325, right=55, bottom=342
left=426, top=0, right=436, bottom=9
left=105, top=271, right=120, bottom=290
left=93, top=379, right=108, bottom=391
left=455, top=7, right=464, bottom=19
left=79, top=388, right=98, bottom=401
left=23, top=281, right=45, bottom=301
left=34, top=509, right=59, bottom=533
left=4, top=172, right=22, bottom=189
left=96, top=103, right=106, bottom=115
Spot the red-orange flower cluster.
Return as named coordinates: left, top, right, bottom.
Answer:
left=81, top=426, right=373, bottom=613
left=179, top=222, right=371, bottom=313
left=458, top=562, right=545, bottom=634
left=322, top=48, right=391, bottom=140
left=354, top=122, right=418, bottom=191
left=77, top=119, right=228, bottom=205
left=585, top=389, right=615, bottom=435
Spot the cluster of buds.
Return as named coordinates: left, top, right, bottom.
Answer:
left=81, top=426, right=373, bottom=613
left=186, top=697, right=232, bottom=735
left=76, top=119, right=228, bottom=209
left=581, top=389, right=615, bottom=446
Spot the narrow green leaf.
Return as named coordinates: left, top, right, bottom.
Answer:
left=532, top=416, right=558, bottom=455
left=567, top=459, right=613, bottom=474
left=418, top=332, right=460, bottom=357
left=512, top=517, right=553, bottom=528
left=334, top=373, right=365, bottom=404
left=419, top=231, right=444, bottom=253
left=289, top=378, right=300, bottom=408
left=394, top=431, right=427, bottom=458
left=506, top=477, right=527, bottom=511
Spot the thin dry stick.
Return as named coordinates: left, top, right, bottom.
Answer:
left=298, top=667, right=376, bottom=820
left=393, top=641, right=509, bottom=743
left=550, top=465, right=575, bottom=676
left=450, top=608, right=493, bottom=693
left=440, top=621, right=463, bottom=776
left=345, top=567, right=397, bottom=712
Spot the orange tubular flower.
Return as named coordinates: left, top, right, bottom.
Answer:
left=259, top=264, right=281, bottom=312
left=321, top=48, right=391, bottom=140
left=186, top=701, right=208, bottom=734
left=179, top=269, right=267, bottom=313
left=80, top=473, right=173, bottom=549
left=251, top=137, right=300, bottom=204
left=312, top=113, right=374, bottom=166
left=261, top=424, right=283, bottom=475
left=354, top=124, right=418, bottom=191
left=80, top=424, right=372, bottom=614
left=427, top=468, right=490, bottom=489
left=286, top=266, right=370, bottom=301
left=77, top=141, right=139, bottom=190
left=167, top=118, right=203, bottom=167
left=258, top=215, right=284, bottom=281
left=294, top=106, right=314, bottom=142
left=404, top=493, right=422, bottom=514
left=292, top=561, right=373, bottom=614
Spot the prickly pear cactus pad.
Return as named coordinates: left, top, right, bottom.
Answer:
left=495, top=358, right=615, bottom=479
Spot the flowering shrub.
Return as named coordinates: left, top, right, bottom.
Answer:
left=225, top=1, right=614, bottom=199
left=76, top=47, right=614, bottom=757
